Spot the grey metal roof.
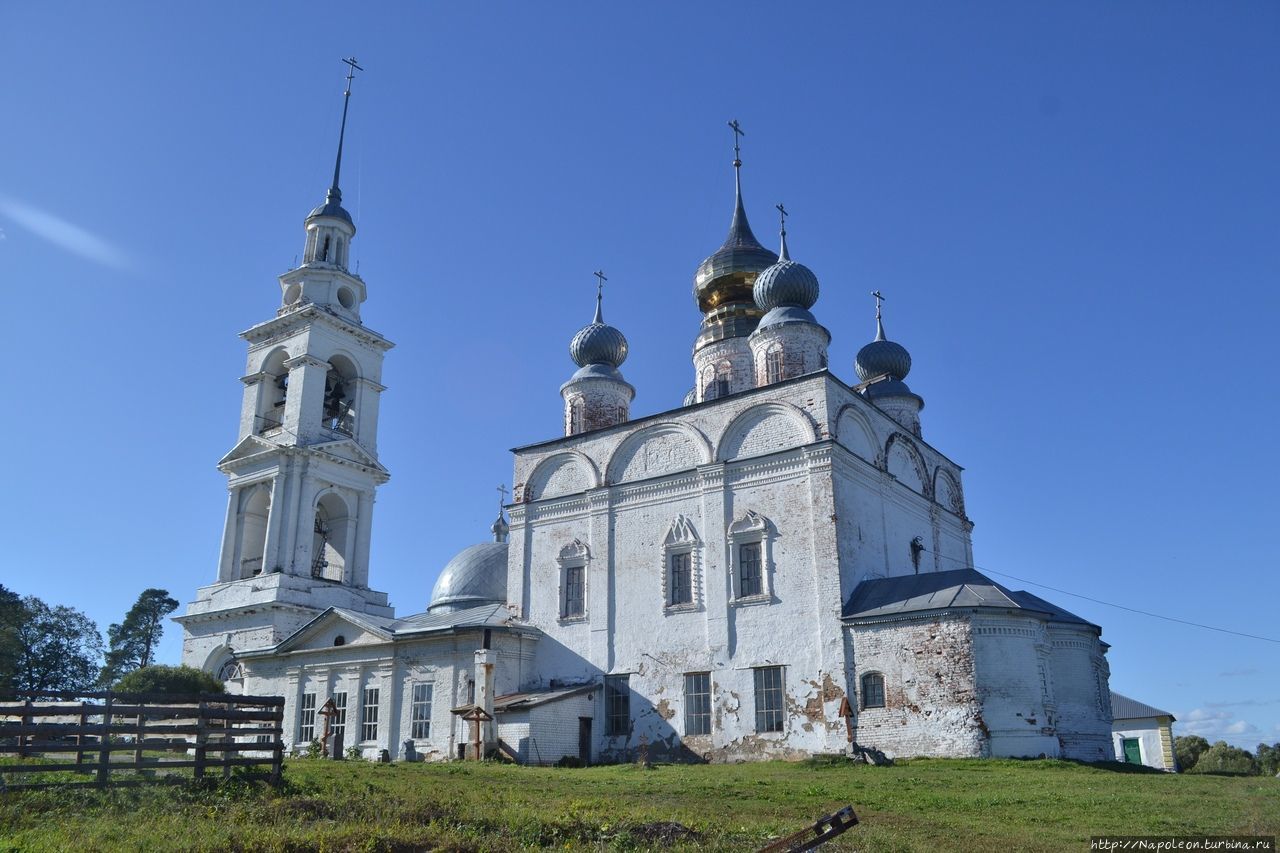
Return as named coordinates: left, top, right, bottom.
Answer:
left=393, top=601, right=518, bottom=634
left=569, top=295, right=629, bottom=369
left=494, top=683, right=595, bottom=713
left=307, top=188, right=354, bottom=226
left=1110, top=691, right=1175, bottom=721
left=843, top=568, right=1096, bottom=628
left=428, top=541, right=509, bottom=613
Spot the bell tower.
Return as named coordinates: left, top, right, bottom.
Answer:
left=178, top=59, right=395, bottom=680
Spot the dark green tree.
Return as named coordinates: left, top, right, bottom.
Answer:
left=1189, top=740, right=1258, bottom=775
left=112, top=665, right=224, bottom=695
left=101, top=588, right=179, bottom=685
left=1174, top=735, right=1210, bottom=772
left=13, top=596, right=103, bottom=693
left=0, top=585, right=25, bottom=693
left=1255, top=742, right=1280, bottom=777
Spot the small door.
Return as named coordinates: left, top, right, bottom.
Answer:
left=578, top=717, right=592, bottom=765
left=1122, top=738, right=1142, bottom=764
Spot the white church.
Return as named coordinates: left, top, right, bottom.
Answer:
left=177, top=82, right=1114, bottom=765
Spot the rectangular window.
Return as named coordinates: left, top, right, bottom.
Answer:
left=684, top=672, right=711, bottom=736
left=563, top=565, right=585, bottom=618
left=605, top=675, right=630, bottom=736
left=361, top=687, right=380, bottom=742
left=766, top=349, right=784, bottom=384
left=739, top=542, right=762, bottom=597
left=331, top=691, right=347, bottom=739
left=668, top=551, right=692, bottom=606
left=754, top=666, right=785, bottom=733
left=411, top=683, right=434, bottom=739
left=298, top=692, right=316, bottom=743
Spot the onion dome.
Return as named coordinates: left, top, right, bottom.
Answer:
left=569, top=290, right=629, bottom=369
left=682, top=387, right=697, bottom=407
left=428, top=540, right=509, bottom=613
left=490, top=510, right=510, bottom=544
left=855, top=295, right=914, bottom=388
left=754, top=217, right=822, bottom=332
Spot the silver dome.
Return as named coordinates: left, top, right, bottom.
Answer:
left=307, top=187, right=354, bottom=226
left=428, top=542, right=509, bottom=613
left=754, top=259, right=820, bottom=313
left=856, top=338, right=912, bottom=383
left=569, top=322, right=628, bottom=368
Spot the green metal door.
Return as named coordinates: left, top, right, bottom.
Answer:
left=1122, top=738, right=1142, bottom=764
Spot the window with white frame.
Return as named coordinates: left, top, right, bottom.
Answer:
left=361, top=687, right=379, bottom=742
left=605, top=675, right=630, bottom=736
left=684, top=672, right=711, bottom=736
left=411, top=683, right=433, bottom=739
left=558, top=539, right=589, bottom=620
left=298, top=692, right=317, bottom=743
left=765, top=345, right=785, bottom=384
left=727, top=511, right=772, bottom=601
left=331, top=691, right=347, bottom=740
left=661, top=515, right=701, bottom=611
left=754, top=666, right=785, bottom=732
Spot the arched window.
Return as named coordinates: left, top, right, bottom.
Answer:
left=568, top=397, right=585, bottom=435
left=312, top=492, right=351, bottom=582
left=256, top=349, right=289, bottom=434
left=705, top=362, right=731, bottom=400
left=236, top=485, right=271, bottom=578
left=765, top=346, right=785, bottom=384
left=861, top=672, right=885, bottom=709
left=321, top=235, right=331, bottom=262
left=323, top=356, right=358, bottom=436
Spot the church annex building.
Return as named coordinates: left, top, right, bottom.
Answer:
left=177, top=84, right=1115, bottom=765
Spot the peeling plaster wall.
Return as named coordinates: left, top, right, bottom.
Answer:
left=1048, top=624, right=1114, bottom=761
left=972, top=615, right=1062, bottom=757
left=849, top=616, right=987, bottom=758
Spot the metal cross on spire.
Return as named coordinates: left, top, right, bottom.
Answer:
left=592, top=270, right=608, bottom=323
left=872, top=290, right=887, bottom=341
left=776, top=203, right=788, bottom=234
left=330, top=56, right=364, bottom=197
left=728, top=119, right=744, bottom=168
left=776, top=203, right=790, bottom=259
left=496, top=484, right=509, bottom=509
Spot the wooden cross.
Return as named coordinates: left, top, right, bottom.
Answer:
left=341, top=56, right=363, bottom=94
left=728, top=119, right=744, bottom=164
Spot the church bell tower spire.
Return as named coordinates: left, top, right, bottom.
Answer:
left=177, top=57, right=395, bottom=681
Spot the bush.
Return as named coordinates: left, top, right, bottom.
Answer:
left=112, top=665, right=225, bottom=695
left=1188, top=741, right=1258, bottom=776
left=1175, top=735, right=1210, bottom=772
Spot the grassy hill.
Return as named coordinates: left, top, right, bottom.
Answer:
left=1, top=757, right=1276, bottom=851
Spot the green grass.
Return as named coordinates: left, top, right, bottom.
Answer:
left=1, top=757, right=1276, bottom=851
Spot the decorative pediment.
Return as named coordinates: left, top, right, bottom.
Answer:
left=311, top=438, right=388, bottom=475
left=727, top=510, right=768, bottom=538
left=218, top=435, right=279, bottom=468
left=557, top=539, right=591, bottom=564
left=272, top=607, right=392, bottom=654
left=662, top=514, right=701, bottom=547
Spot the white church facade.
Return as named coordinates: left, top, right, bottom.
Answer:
left=178, top=85, right=1114, bottom=764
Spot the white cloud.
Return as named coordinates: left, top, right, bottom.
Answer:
left=1177, top=707, right=1263, bottom=746
left=0, top=194, right=133, bottom=271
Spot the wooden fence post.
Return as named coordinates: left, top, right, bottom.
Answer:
left=76, top=701, right=87, bottom=768
left=19, top=698, right=32, bottom=758
left=96, top=693, right=113, bottom=787
left=194, top=699, right=207, bottom=782
left=271, top=704, right=284, bottom=785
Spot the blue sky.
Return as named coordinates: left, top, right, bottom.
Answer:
left=2, top=2, right=1277, bottom=748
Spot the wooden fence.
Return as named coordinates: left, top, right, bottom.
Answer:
left=0, top=690, right=284, bottom=789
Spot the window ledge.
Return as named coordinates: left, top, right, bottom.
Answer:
left=663, top=603, right=701, bottom=615
left=731, top=594, right=773, bottom=608
left=558, top=615, right=588, bottom=625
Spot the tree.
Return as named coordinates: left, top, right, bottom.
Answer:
left=0, top=585, right=25, bottom=694
left=101, top=588, right=179, bottom=686
left=112, top=665, right=225, bottom=695
left=1189, top=740, right=1258, bottom=776
left=1174, top=735, right=1210, bottom=772
left=1256, top=742, right=1280, bottom=777
left=13, top=596, right=103, bottom=693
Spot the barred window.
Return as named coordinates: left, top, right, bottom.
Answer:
left=361, top=687, right=380, bottom=742
left=411, top=683, right=434, bottom=739
left=331, top=691, right=347, bottom=739
left=668, top=551, right=692, bottom=606
left=739, top=542, right=762, bottom=598
left=766, top=347, right=784, bottom=384
left=861, top=672, right=885, bottom=709
left=754, top=666, right=785, bottom=733
left=605, top=675, right=630, bottom=736
left=563, top=564, right=585, bottom=618
left=684, top=672, right=711, bottom=736
left=298, top=693, right=316, bottom=743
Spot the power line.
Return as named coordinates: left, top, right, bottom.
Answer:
left=928, top=549, right=1280, bottom=645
